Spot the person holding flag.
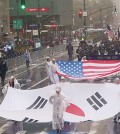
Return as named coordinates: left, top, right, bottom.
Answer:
left=49, top=86, right=70, bottom=134
left=51, top=59, right=60, bottom=84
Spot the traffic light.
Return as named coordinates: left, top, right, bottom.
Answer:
left=21, top=0, right=26, bottom=9
left=79, top=9, right=82, bottom=18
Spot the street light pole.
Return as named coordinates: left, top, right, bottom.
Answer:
left=83, top=0, right=86, bottom=39
left=37, top=0, right=41, bottom=42
left=83, top=0, right=86, bottom=28
left=16, top=0, right=19, bottom=43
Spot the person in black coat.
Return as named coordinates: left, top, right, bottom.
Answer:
left=0, top=58, right=8, bottom=86
left=76, top=47, right=84, bottom=61
left=66, top=43, right=73, bottom=61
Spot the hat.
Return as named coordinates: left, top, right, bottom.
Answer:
left=10, top=76, right=15, bottom=79
left=61, top=76, right=65, bottom=80
left=52, top=58, right=55, bottom=61
left=55, top=86, right=61, bottom=92
left=46, top=56, right=50, bottom=59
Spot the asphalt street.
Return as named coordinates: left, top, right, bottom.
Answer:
left=0, top=40, right=120, bottom=134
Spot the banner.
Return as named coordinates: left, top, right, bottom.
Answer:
left=86, top=55, right=120, bottom=60
left=0, top=83, right=120, bottom=123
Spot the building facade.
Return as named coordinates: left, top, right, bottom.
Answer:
left=9, top=0, right=73, bottom=39
left=0, top=0, right=10, bottom=35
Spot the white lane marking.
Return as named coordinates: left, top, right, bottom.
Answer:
left=27, top=77, right=49, bottom=90
left=39, top=132, right=48, bottom=134
left=6, top=52, right=67, bottom=81
left=16, top=131, right=27, bottom=134
left=0, top=121, right=14, bottom=133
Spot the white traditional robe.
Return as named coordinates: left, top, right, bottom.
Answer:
left=49, top=93, right=70, bottom=130
left=51, top=63, right=60, bottom=84
left=46, top=61, right=56, bottom=84
left=2, top=79, right=20, bottom=97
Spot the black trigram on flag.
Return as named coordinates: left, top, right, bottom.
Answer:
left=22, top=117, right=39, bottom=123
left=87, top=92, right=107, bottom=111
left=26, top=96, right=48, bottom=109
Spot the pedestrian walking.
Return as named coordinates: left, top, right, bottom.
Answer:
left=2, top=76, right=23, bottom=133
left=25, top=49, right=31, bottom=67
left=49, top=86, right=70, bottom=134
left=66, top=43, right=73, bottom=61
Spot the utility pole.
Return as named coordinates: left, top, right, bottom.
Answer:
left=37, top=0, right=41, bottom=43
left=16, top=0, right=19, bottom=43
left=83, top=0, right=86, bottom=39
left=83, top=0, right=86, bottom=28
left=51, top=0, right=56, bottom=40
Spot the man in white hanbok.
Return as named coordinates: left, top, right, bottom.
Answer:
left=49, top=86, right=70, bottom=134
left=46, top=57, right=56, bottom=84
left=2, top=76, right=23, bottom=133
left=2, top=76, right=20, bottom=97
left=50, top=59, right=60, bottom=84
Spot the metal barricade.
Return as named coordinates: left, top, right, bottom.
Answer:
left=7, top=44, right=67, bottom=70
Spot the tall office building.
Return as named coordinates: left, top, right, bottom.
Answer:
left=9, top=0, right=73, bottom=38
left=0, top=0, right=10, bottom=34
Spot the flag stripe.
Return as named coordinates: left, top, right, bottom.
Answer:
left=34, top=98, right=45, bottom=109
left=57, top=60, right=120, bottom=79
left=27, top=96, right=41, bottom=109
left=33, top=120, right=39, bottom=123
left=40, top=100, right=48, bottom=108
left=27, top=119, right=34, bottom=123
left=87, top=98, right=99, bottom=110
left=95, top=92, right=101, bottom=99
left=91, top=96, right=103, bottom=108
left=92, top=105, right=99, bottom=110
left=100, top=98, right=107, bottom=105
left=87, top=98, right=94, bottom=105
left=22, top=117, right=29, bottom=122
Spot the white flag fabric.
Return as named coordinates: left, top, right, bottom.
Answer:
left=0, top=83, right=120, bottom=123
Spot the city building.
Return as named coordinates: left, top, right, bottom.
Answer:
left=0, top=0, right=10, bottom=35
left=9, top=0, right=73, bottom=40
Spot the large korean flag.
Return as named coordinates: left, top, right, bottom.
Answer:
left=0, top=83, right=120, bottom=123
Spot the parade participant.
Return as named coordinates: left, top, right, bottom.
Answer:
left=2, top=76, right=23, bottom=133
left=2, top=76, right=20, bottom=97
left=114, top=77, right=120, bottom=84
left=60, top=76, right=66, bottom=82
left=51, top=59, right=60, bottom=84
left=46, top=57, right=55, bottom=84
left=49, top=86, right=70, bottom=134
left=25, top=49, right=31, bottom=67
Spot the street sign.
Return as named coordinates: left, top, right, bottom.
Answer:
left=13, top=19, right=23, bottom=29
left=26, top=8, right=49, bottom=12
left=83, top=11, right=87, bottom=17
left=33, top=30, right=38, bottom=36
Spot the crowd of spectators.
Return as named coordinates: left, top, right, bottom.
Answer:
left=76, top=38, right=120, bottom=61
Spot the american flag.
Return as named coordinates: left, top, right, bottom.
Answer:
left=56, top=60, right=120, bottom=79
